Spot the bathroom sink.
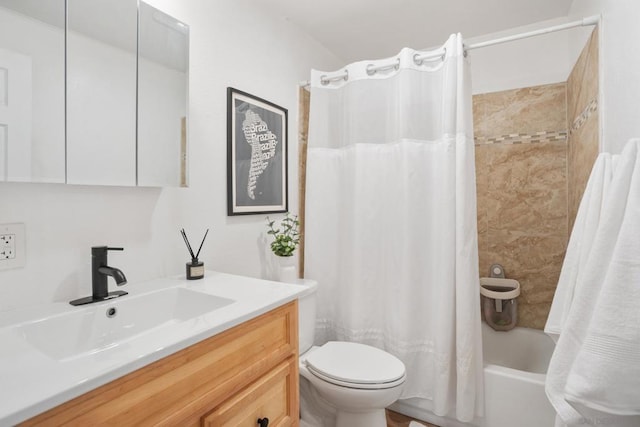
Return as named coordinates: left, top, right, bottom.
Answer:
left=18, top=288, right=234, bottom=361
left=0, top=272, right=307, bottom=425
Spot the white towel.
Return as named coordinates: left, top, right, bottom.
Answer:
left=564, top=140, right=640, bottom=414
left=544, top=153, right=616, bottom=342
left=546, top=139, right=640, bottom=426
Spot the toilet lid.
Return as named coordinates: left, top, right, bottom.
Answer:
left=305, top=341, right=405, bottom=386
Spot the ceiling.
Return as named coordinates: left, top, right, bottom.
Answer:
left=264, top=0, right=574, bottom=63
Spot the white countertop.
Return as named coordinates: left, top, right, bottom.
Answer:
left=0, top=271, right=307, bottom=425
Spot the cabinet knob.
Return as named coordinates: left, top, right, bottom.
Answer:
left=257, top=417, right=269, bottom=427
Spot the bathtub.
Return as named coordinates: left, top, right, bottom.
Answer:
left=389, top=323, right=557, bottom=427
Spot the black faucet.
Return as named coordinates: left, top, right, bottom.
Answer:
left=70, top=246, right=128, bottom=306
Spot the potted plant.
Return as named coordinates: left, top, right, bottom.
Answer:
left=266, top=213, right=300, bottom=282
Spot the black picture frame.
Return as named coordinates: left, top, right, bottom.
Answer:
left=227, top=87, right=288, bottom=216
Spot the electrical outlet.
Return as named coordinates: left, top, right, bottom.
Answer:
left=1, top=233, right=14, bottom=245
left=0, top=224, right=25, bottom=270
left=0, top=248, right=14, bottom=259
left=0, top=234, right=15, bottom=259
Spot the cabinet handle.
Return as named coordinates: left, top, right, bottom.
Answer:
left=257, top=417, right=269, bottom=427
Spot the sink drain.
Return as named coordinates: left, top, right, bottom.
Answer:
left=106, top=307, right=117, bottom=318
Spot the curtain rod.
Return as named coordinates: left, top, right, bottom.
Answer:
left=467, top=15, right=599, bottom=51
left=299, top=15, right=600, bottom=88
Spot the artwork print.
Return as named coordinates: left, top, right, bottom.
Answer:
left=227, top=88, right=288, bottom=215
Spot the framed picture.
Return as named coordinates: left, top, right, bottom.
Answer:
left=227, top=88, right=288, bottom=216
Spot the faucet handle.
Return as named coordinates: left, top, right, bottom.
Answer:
left=91, top=246, right=124, bottom=256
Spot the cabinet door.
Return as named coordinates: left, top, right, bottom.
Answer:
left=202, top=357, right=299, bottom=427
left=137, top=1, right=188, bottom=187
left=66, top=0, right=137, bottom=186
left=0, top=0, right=65, bottom=183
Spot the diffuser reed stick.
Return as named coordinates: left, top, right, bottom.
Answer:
left=180, top=228, right=196, bottom=259
left=194, top=229, right=209, bottom=260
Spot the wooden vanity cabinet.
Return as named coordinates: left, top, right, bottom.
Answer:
left=202, top=358, right=297, bottom=427
left=22, top=301, right=299, bottom=427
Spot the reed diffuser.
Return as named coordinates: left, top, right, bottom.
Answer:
left=180, top=228, right=209, bottom=280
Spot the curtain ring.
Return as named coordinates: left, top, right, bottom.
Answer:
left=366, top=64, right=376, bottom=76
left=414, top=48, right=447, bottom=65
left=366, top=58, right=400, bottom=76
left=320, top=69, right=349, bottom=85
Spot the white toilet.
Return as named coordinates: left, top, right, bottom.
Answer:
left=297, top=279, right=406, bottom=427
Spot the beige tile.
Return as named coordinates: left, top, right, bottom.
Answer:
left=485, top=141, right=566, bottom=191
left=567, top=38, right=588, bottom=121
left=475, top=145, right=489, bottom=269
left=484, top=142, right=567, bottom=232
left=485, top=232, right=567, bottom=273
left=475, top=145, right=493, bottom=276
left=298, top=87, right=311, bottom=277
left=477, top=204, right=489, bottom=235
left=476, top=136, right=568, bottom=329
left=566, top=27, right=599, bottom=234
left=568, top=114, right=599, bottom=233
left=477, top=216, right=489, bottom=273
left=517, top=264, right=564, bottom=303
left=519, top=302, right=553, bottom=330
left=485, top=230, right=566, bottom=328
left=568, top=28, right=599, bottom=123
left=479, top=251, right=493, bottom=279
left=475, top=145, right=489, bottom=234
left=583, top=28, right=599, bottom=108
left=486, top=188, right=566, bottom=233
left=473, top=83, right=567, bottom=137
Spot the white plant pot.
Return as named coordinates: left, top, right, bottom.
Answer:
left=277, top=255, right=297, bottom=283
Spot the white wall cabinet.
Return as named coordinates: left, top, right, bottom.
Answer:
left=0, top=0, right=188, bottom=187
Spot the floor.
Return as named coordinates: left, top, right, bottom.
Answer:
left=386, top=409, right=439, bottom=427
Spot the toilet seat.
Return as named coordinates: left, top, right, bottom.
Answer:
left=305, top=341, right=406, bottom=390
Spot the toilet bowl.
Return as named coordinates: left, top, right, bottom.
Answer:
left=296, top=279, right=406, bottom=427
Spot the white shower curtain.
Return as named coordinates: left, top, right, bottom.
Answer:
left=304, top=34, right=483, bottom=422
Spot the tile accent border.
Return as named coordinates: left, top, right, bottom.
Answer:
left=570, top=98, right=598, bottom=135
left=474, top=129, right=567, bottom=146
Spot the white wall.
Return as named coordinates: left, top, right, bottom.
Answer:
left=0, top=0, right=341, bottom=312
left=568, top=0, right=640, bottom=154
left=466, top=17, right=578, bottom=95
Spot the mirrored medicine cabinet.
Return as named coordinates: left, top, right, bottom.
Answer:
left=0, top=0, right=188, bottom=187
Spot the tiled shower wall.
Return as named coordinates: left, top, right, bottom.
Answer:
left=474, top=83, right=569, bottom=330
left=568, top=29, right=600, bottom=232
left=474, top=29, right=599, bottom=329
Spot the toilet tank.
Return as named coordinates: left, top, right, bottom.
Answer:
left=295, top=279, right=318, bottom=354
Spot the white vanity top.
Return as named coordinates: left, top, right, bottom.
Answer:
left=0, top=271, right=306, bottom=425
